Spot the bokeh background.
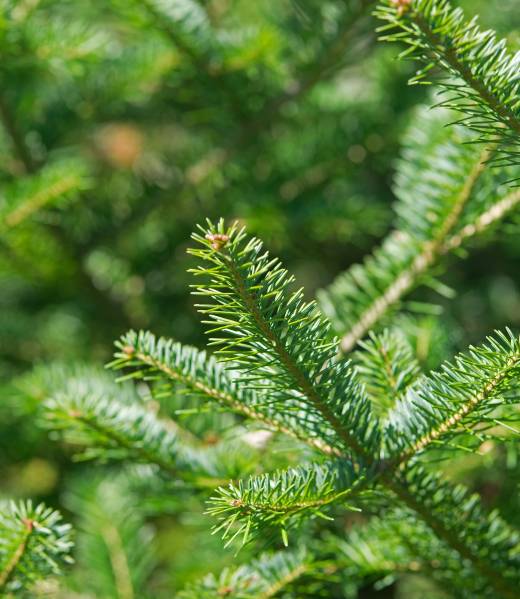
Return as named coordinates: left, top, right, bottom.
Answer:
left=1, top=0, right=520, bottom=596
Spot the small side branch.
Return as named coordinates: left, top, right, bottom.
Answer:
left=0, top=519, right=34, bottom=590
left=340, top=148, right=489, bottom=353
left=0, top=92, right=36, bottom=173
left=119, top=342, right=339, bottom=456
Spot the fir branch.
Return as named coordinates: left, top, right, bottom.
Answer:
left=332, top=517, right=426, bottom=582
left=42, top=386, right=252, bottom=485
left=189, top=221, right=520, bottom=597
left=0, top=501, right=73, bottom=593
left=385, top=329, right=520, bottom=461
left=44, top=389, right=179, bottom=476
left=334, top=502, right=518, bottom=599
left=189, top=219, right=381, bottom=461
left=377, top=0, right=520, bottom=166
left=385, top=467, right=520, bottom=599
left=209, top=461, right=520, bottom=597
left=111, top=330, right=339, bottom=456
left=443, top=188, right=520, bottom=252
left=1, top=159, right=89, bottom=229
left=319, top=107, right=520, bottom=352
left=17, top=361, right=143, bottom=407
left=354, top=329, right=422, bottom=416
left=335, top=145, right=488, bottom=352
left=0, top=518, right=34, bottom=590
left=208, top=460, right=364, bottom=546
left=177, top=549, right=310, bottom=599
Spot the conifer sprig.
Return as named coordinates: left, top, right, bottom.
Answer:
left=177, top=549, right=310, bottom=599
left=111, top=330, right=339, bottom=456
left=377, top=0, right=520, bottom=167
left=332, top=516, right=424, bottom=583
left=442, top=187, right=520, bottom=252
left=385, top=329, right=520, bottom=461
left=0, top=501, right=73, bottom=594
left=43, top=386, right=255, bottom=485
left=388, top=467, right=520, bottom=597
left=6, top=0, right=520, bottom=596
left=208, top=460, right=365, bottom=547
left=354, top=329, right=422, bottom=417
left=189, top=219, right=381, bottom=460
left=319, top=107, right=520, bottom=351
left=335, top=500, right=519, bottom=599
left=27, top=218, right=520, bottom=598
left=319, top=109, right=489, bottom=350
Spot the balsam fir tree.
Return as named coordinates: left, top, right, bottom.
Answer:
left=2, top=0, right=520, bottom=597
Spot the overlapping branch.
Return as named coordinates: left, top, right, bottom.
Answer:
left=377, top=0, right=520, bottom=166
left=318, top=107, right=520, bottom=352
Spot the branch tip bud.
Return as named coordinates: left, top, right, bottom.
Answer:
left=390, top=0, right=412, bottom=17
left=205, top=233, right=230, bottom=251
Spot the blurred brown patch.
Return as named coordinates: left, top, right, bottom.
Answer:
left=95, top=123, right=143, bottom=169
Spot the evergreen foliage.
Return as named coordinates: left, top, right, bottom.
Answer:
left=0, top=501, right=73, bottom=595
left=64, top=474, right=157, bottom=599
left=377, top=0, right=520, bottom=168
left=207, top=460, right=365, bottom=547
left=353, top=330, right=422, bottom=416
left=188, top=220, right=381, bottom=458
left=2, top=0, right=520, bottom=597
left=384, top=329, right=520, bottom=459
left=318, top=106, right=520, bottom=351
left=43, top=379, right=258, bottom=484
left=177, top=549, right=310, bottom=599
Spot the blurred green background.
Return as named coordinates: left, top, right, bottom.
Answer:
left=1, top=0, right=520, bottom=596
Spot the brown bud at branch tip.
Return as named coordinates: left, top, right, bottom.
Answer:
left=390, top=0, right=412, bottom=17
left=23, top=518, right=35, bottom=531
left=205, top=233, right=230, bottom=251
